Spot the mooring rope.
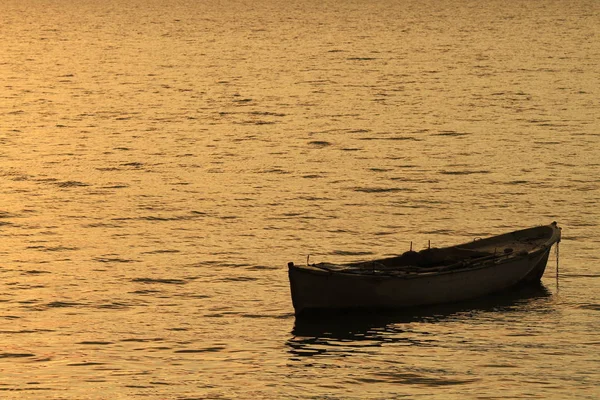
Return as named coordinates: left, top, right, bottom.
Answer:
left=556, top=241, right=560, bottom=290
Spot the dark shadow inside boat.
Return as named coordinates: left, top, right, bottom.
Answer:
left=289, top=282, right=552, bottom=348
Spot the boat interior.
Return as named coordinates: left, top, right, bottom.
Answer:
left=327, top=225, right=557, bottom=272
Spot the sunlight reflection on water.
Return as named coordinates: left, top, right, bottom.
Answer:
left=0, top=0, right=599, bottom=398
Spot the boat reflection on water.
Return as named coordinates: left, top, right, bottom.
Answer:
left=288, top=283, right=553, bottom=358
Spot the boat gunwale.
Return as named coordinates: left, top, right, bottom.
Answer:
left=289, top=222, right=561, bottom=280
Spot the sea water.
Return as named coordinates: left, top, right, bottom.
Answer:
left=1, top=0, right=598, bottom=398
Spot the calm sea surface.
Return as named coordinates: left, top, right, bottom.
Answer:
left=1, top=0, right=599, bottom=398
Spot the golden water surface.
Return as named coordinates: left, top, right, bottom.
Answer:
left=1, top=0, right=599, bottom=398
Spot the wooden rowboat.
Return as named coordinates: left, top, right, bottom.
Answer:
left=288, top=222, right=561, bottom=315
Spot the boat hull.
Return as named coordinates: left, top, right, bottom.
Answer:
left=288, top=223, right=561, bottom=315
